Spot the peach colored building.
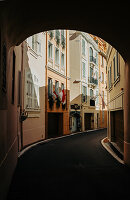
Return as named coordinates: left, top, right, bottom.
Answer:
left=106, top=45, right=125, bottom=154
left=45, top=30, right=70, bottom=138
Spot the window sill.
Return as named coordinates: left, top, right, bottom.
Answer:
left=25, top=108, right=41, bottom=118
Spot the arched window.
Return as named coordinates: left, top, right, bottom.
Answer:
left=89, top=47, right=93, bottom=62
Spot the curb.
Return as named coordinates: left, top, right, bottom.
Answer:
left=101, top=137, right=124, bottom=165
left=18, top=128, right=106, bottom=158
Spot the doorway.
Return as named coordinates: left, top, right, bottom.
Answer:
left=110, top=110, right=124, bottom=152
left=48, top=113, right=63, bottom=138
left=84, top=113, right=94, bottom=130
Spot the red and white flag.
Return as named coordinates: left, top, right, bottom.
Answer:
left=53, top=90, right=58, bottom=98
left=59, top=89, right=66, bottom=104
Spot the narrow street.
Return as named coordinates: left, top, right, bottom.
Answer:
left=7, top=129, right=130, bottom=199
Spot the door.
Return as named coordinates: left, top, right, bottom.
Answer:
left=111, top=110, right=124, bottom=152
left=114, top=110, right=124, bottom=152
left=48, top=113, right=63, bottom=138
left=71, top=117, right=77, bottom=132
left=85, top=113, right=92, bottom=130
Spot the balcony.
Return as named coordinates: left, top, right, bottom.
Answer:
left=61, top=34, right=66, bottom=48
left=88, top=77, right=98, bottom=88
left=90, top=56, right=97, bottom=65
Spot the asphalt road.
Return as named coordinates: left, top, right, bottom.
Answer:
left=7, top=129, right=130, bottom=199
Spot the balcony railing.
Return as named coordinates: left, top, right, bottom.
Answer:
left=88, top=77, right=98, bottom=85
left=90, top=56, right=97, bottom=64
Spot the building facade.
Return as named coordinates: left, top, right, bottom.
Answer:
left=45, top=30, right=70, bottom=138
left=14, top=32, right=46, bottom=149
left=90, top=35, right=107, bottom=128
left=69, top=31, right=99, bottom=132
left=106, top=45, right=125, bottom=154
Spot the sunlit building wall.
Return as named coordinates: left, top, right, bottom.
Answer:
left=69, top=31, right=99, bottom=132
left=106, top=45, right=125, bottom=154
left=45, top=30, right=70, bottom=138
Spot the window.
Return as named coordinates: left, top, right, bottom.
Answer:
left=37, top=35, right=41, bottom=54
left=108, top=64, right=112, bottom=89
left=101, top=56, right=104, bottom=67
left=90, top=89, right=93, bottom=98
left=48, top=78, right=53, bottom=97
left=61, top=53, right=64, bottom=68
left=102, top=110, right=104, bottom=123
left=82, top=62, right=86, bottom=78
left=82, top=86, right=86, bottom=103
left=116, top=51, right=119, bottom=76
left=110, top=65, right=112, bottom=87
left=25, top=71, right=40, bottom=109
left=96, top=90, right=99, bottom=105
left=48, top=42, right=53, bottom=59
left=86, top=87, right=87, bottom=102
left=27, top=34, right=40, bottom=54
left=90, top=67, right=93, bottom=78
left=82, top=39, right=85, bottom=55
left=12, top=51, right=15, bottom=104
left=89, top=47, right=93, bottom=57
left=89, top=47, right=93, bottom=61
left=113, top=56, right=116, bottom=81
left=55, top=48, right=59, bottom=65
left=102, top=72, right=104, bottom=83
left=55, top=81, right=59, bottom=95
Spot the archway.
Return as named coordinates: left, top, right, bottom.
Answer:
left=1, top=1, right=130, bottom=199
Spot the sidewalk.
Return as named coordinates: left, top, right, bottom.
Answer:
left=101, top=137, right=124, bottom=164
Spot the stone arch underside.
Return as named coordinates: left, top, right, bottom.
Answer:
left=1, top=1, right=130, bottom=61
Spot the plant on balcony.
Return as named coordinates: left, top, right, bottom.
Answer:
left=49, top=31, right=54, bottom=39
left=48, top=94, right=54, bottom=109
left=56, top=96, right=61, bottom=108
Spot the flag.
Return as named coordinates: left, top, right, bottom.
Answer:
left=59, top=89, right=66, bottom=104
left=53, top=90, right=58, bottom=98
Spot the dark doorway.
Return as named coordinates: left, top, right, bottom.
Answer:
left=85, top=113, right=93, bottom=130
left=48, top=113, right=63, bottom=138
left=111, top=110, right=124, bottom=152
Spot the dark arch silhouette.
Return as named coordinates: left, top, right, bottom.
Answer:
left=1, top=1, right=130, bottom=61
